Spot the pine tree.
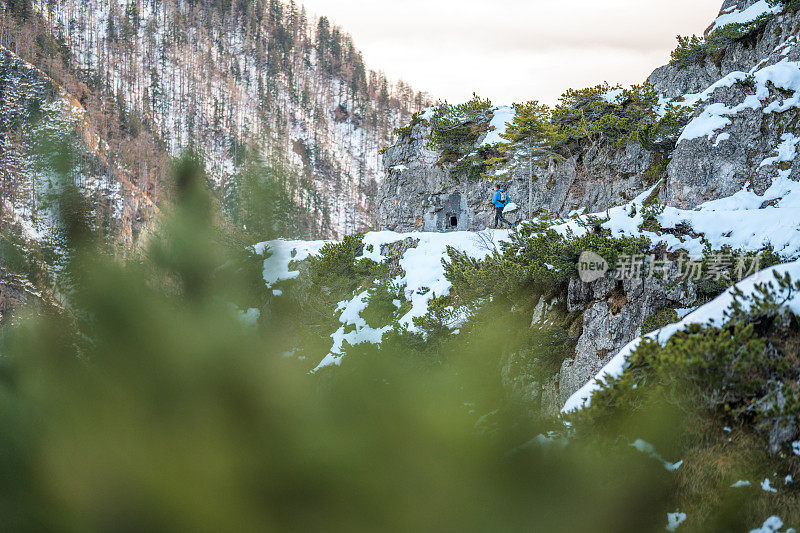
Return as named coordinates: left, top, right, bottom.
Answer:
left=489, top=102, right=564, bottom=219
left=7, top=0, right=32, bottom=20
left=106, top=8, right=117, bottom=42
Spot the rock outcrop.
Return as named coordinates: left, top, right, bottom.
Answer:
left=379, top=0, right=800, bottom=229
left=379, top=119, right=656, bottom=232
left=651, top=4, right=800, bottom=209
left=554, top=273, right=698, bottom=413
left=378, top=0, right=800, bottom=414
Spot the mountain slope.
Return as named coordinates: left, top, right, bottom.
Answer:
left=257, top=0, right=800, bottom=419
left=3, top=0, right=429, bottom=238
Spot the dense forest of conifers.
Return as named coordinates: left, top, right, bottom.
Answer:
left=0, top=0, right=429, bottom=238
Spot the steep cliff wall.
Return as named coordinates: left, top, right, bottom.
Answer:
left=651, top=1, right=800, bottom=209
left=379, top=117, right=655, bottom=232
left=0, top=45, right=159, bottom=247
left=1, top=44, right=159, bottom=317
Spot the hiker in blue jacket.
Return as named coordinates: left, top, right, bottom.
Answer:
left=492, top=184, right=513, bottom=228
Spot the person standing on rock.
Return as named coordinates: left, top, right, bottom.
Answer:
left=492, top=184, right=513, bottom=229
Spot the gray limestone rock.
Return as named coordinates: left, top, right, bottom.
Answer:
left=556, top=274, right=698, bottom=409
left=378, top=0, right=800, bottom=419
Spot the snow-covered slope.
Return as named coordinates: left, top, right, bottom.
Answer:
left=257, top=228, right=512, bottom=372
left=268, top=152, right=800, bottom=393
left=22, top=0, right=429, bottom=237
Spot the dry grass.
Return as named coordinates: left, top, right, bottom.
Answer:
left=672, top=413, right=800, bottom=531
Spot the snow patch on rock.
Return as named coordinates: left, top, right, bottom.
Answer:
left=709, top=0, right=782, bottom=33
left=255, top=239, right=331, bottom=288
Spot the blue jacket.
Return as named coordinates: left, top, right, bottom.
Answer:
left=492, top=190, right=509, bottom=208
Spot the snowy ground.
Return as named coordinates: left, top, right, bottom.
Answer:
left=257, top=230, right=511, bottom=372
left=549, top=137, right=800, bottom=260
left=258, top=153, right=800, bottom=377
left=559, top=149, right=800, bottom=414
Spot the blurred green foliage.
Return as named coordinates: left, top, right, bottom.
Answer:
left=223, top=145, right=310, bottom=240
left=3, top=117, right=800, bottom=533
left=0, top=141, right=686, bottom=533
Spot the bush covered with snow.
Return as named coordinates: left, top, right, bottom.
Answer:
left=428, top=94, right=494, bottom=161
left=444, top=220, right=651, bottom=300
left=423, top=96, right=514, bottom=181
left=551, top=82, right=691, bottom=151
left=305, top=234, right=387, bottom=294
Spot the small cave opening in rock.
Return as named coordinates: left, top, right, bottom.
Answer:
left=448, top=215, right=458, bottom=228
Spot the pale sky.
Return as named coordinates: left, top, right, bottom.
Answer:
left=299, top=0, right=725, bottom=105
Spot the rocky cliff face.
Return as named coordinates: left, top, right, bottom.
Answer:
left=501, top=271, right=699, bottom=417
left=379, top=118, right=655, bottom=232
left=548, top=272, right=698, bottom=415
left=650, top=1, right=800, bottom=209
left=379, top=0, right=800, bottom=231
left=378, top=0, right=800, bottom=413
left=1, top=45, right=159, bottom=248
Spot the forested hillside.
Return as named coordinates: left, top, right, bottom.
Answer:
left=1, top=0, right=428, bottom=238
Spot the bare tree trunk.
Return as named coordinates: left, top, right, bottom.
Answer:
left=528, top=138, right=533, bottom=221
